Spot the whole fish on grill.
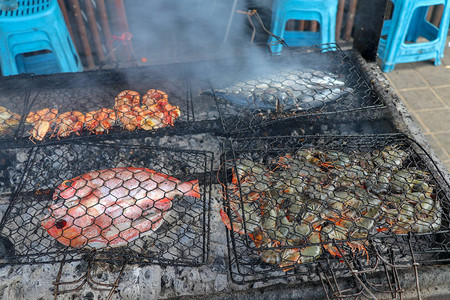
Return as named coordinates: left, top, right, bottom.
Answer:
left=41, top=167, right=200, bottom=248
left=201, top=68, right=353, bottom=111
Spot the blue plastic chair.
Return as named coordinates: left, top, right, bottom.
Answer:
left=378, top=0, right=450, bottom=72
left=0, top=0, right=83, bottom=76
left=268, top=0, right=339, bottom=53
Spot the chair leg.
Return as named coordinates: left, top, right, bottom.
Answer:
left=434, top=57, right=442, bottom=66
left=381, top=62, right=396, bottom=73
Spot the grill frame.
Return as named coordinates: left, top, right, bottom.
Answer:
left=220, top=134, right=450, bottom=284
left=0, top=140, right=214, bottom=267
left=207, top=44, right=387, bottom=135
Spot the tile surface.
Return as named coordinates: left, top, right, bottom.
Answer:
left=383, top=39, right=450, bottom=173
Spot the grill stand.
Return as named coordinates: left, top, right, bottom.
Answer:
left=0, top=50, right=448, bottom=299
left=53, top=253, right=127, bottom=300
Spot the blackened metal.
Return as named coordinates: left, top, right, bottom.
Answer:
left=0, top=141, right=213, bottom=266
left=0, top=61, right=231, bottom=146
left=353, top=0, right=388, bottom=61
left=53, top=253, right=126, bottom=299
left=221, top=134, right=450, bottom=284
left=206, top=44, right=386, bottom=135
left=0, top=74, right=33, bottom=141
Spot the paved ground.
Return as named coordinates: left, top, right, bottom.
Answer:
left=379, top=41, right=450, bottom=173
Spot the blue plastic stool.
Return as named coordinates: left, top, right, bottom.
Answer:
left=268, top=0, right=339, bottom=53
left=0, top=0, right=83, bottom=76
left=378, top=0, right=450, bottom=72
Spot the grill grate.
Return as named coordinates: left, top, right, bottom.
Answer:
left=0, top=47, right=390, bottom=145
left=0, top=74, right=33, bottom=141
left=220, top=134, right=450, bottom=283
left=204, top=44, right=386, bottom=134
left=0, top=141, right=213, bottom=266
left=0, top=64, right=201, bottom=145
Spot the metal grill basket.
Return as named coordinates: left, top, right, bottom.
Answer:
left=0, top=74, right=32, bottom=141
left=205, top=44, right=385, bottom=134
left=220, top=134, right=450, bottom=283
left=0, top=63, right=202, bottom=145
left=0, top=141, right=213, bottom=266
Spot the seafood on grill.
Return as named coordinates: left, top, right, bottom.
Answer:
left=26, top=108, right=58, bottom=141
left=201, top=68, right=353, bottom=111
left=113, top=90, right=141, bottom=109
left=141, top=89, right=180, bottom=127
left=85, top=108, right=116, bottom=134
left=51, top=111, right=85, bottom=138
left=23, top=89, right=180, bottom=140
left=142, top=89, right=169, bottom=107
left=115, top=89, right=180, bottom=131
left=220, top=144, right=442, bottom=270
left=41, top=167, right=201, bottom=248
left=0, top=105, right=21, bottom=135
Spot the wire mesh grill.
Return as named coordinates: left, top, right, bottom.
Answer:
left=0, top=64, right=200, bottom=144
left=203, top=44, right=385, bottom=134
left=220, top=134, right=450, bottom=283
left=0, top=141, right=213, bottom=266
left=0, top=74, right=32, bottom=141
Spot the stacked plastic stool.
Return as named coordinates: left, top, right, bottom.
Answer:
left=378, top=0, right=450, bottom=72
left=268, top=0, right=339, bottom=54
left=0, top=0, right=83, bottom=76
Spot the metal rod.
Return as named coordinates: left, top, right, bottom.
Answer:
left=223, top=0, right=239, bottom=43
left=69, top=0, right=95, bottom=69
left=334, top=241, right=377, bottom=300
left=390, top=249, right=403, bottom=300
left=83, top=0, right=105, bottom=62
left=106, top=261, right=128, bottom=300
left=57, top=0, right=75, bottom=44
left=335, top=0, right=345, bottom=41
left=344, top=0, right=358, bottom=40
left=114, top=0, right=133, bottom=53
left=327, top=257, right=343, bottom=297
left=408, top=234, right=422, bottom=300
left=96, top=0, right=116, bottom=61
left=53, top=254, right=66, bottom=300
left=382, top=258, right=397, bottom=299
left=317, top=266, right=332, bottom=300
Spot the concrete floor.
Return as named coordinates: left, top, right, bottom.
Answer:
left=380, top=39, right=450, bottom=173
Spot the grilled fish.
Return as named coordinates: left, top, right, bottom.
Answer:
left=201, top=68, right=352, bottom=111
left=41, top=167, right=200, bottom=248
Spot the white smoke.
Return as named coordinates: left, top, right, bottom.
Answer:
left=123, top=0, right=273, bottom=65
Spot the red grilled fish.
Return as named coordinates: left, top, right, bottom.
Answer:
left=41, top=167, right=200, bottom=248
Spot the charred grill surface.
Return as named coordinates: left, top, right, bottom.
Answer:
left=0, top=46, right=448, bottom=299
left=221, top=134, right=450, bottom=284
left=0, top=141, right=213, bottom=266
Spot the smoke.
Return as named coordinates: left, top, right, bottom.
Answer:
left=124, top=0, right=273, bottom=65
